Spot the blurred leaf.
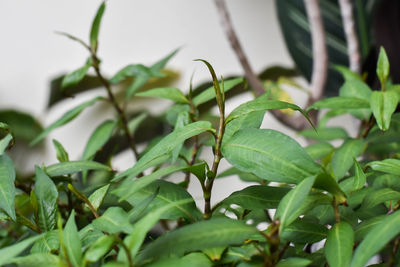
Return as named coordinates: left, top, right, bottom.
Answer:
left=84, top=235, right=114, bottom=263
left=281, top=219, right=327, bottom=244
left=34, top=166, right=58, bottom=232
left=63, top=210, right=82, bottom=267
left=192, top=78, right=244, bottom=106
left=46, top=160, right=111, bottom=177
left=331, top=139, right=365, bottom=180
left=305, top=142, right=334, bottom=160
left=370, top=91, right=398, bottom=131
left=222, top=129, right=322, bottom=184
left=90, top=2, right=106, bottom=51
left=367, top=159, right=400, bottom=175
left=325, top=222, right=354, bottom=267
left=377, top=47, right=390, bottom=89
left=82, top=120, right=116, bottom=160
left=92, top=207, right=132, bottom=234
left=61, top=58, right=92, bottom=89
left=136, top=87, right=189, bottom=104
left=30, top=96, right=102, bottom=146
left=109, top=64, right=161, bottom=85
left=31, top=230, right=59, bottom=253
left=361, top=188, right=400, bottom=210
left=0, top=235, right=43, bottom=266
left=150, top=48, right=180, bottom=73
left=314, top=173, right=347, bottom=204
left=0, top=154, right=16, bottom=220
left=0, top=110, right=43, bottom=143
left=0, top=134, right=13, bottom=155
left=275, top=258, right=312, bottom=267
left=307, top=97, right=370, bottom=112
left=127, top=113, right=148, bottom=134
left=299, top=127, right=348, bottom=141
left=136, top=218, right=257, bottom=262
left=11, top=253, right=65, bottom=267
left=353, top=160, right=366, bottom=191
left=354, top=215, right=385, bottom=242
left=52, top=139, right=69, bottom=162
left=275, top=176, right=316, bottom=232
left=217, top=167, right=264, bottom=183
left=87, top=184, right=110, bottom=211
left=258, top=65, right=299, bottom=81
left=351, top=211, right=400, bottom=267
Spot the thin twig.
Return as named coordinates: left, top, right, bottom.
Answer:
left=338, top=0, right=361, bottom=74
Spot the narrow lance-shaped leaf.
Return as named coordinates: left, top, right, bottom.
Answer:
left=52, top=139, right=69, bottom=162
left=0, top=154, right=16, bottom=220
left=90, top=2, right=106, bottom=51
left=92, top=207, right=133, bottom=234
left=351, top=211, right=400, bottom=267
left=353, top=159, right=366, bottom=190
left=150, top=48, right=179, bottom=72
left=34, top=166, right=58, bottom=232
left=275, top=176, right=316, bottom=232
left=87, top=184, right=110, bottom=211
left=331, top=139, right=365, bottom=180
left=135, top=87, right=189, bottom=104
left=0, top=134, right=13, bottom=155
left=307, top=97, right=370, bottom=111
left=46, top=160, right=111, bottom=177
left=325, top=222, right=354, bottom=267
left=83, top=235, right=115, bottom=263
left=63, top=210, right=82, bottom=267
left=30, top=96, right=102, bottom=146
left=82, top=120, right=116, bottom=160
left=61, top=58, right=92, bottom=90
left=370, top=91, right=398, bottom=131
left=275, top=258, right=312, bottom=267
left=9, top=253, right=64, bottom=267
left=0, top=235, right=43, bottom=266
left=377, top=46, right=390, bottom=89
left=367, top=159, right=400, bottom=176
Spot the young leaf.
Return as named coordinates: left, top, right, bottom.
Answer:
left=46, top=160, right=111, bottom=177
left=275, top=176, right=316, bottom=232
left=109, top=64, right=158, bottom=84
left=307, top=97, right=370, bottom=112
left=150, top=48, right=180, bottom=72
left=90, top=2, right=106, bottom=51
left=376, top=46, right=390, bottom=89
left=367, top=159, right=400, bottom=176
left=92, top=207, right=133, bottom=234
left=136, top=218, right=257, bottom=262
left=30, top=96, right=102, bottom=146
left=136, top=87, right=189, bottom=104
left=64, top=210, right=82, bottom=267
left=0, top=235, right=43, bottom=266
left=34, top=166, right=58, bottom=232
left=82, top=120, right=116, bottom=160
left=314, top=173, right=347, bottom=204
left=325, top=222, right=354, bottom=267
left=222, top=129, right=322, bottom=184
left=353, top=160, right=366, bottom=191
left=83, top=235, right=115, bottom=263
left=0, top=154, right=16, bottom=220
left=52, top=139, right=69, bottom=162
left=331, top=139, right=365, bottom=180
left=113, top=121, right=213, bottom=181
left=0, top=133, right=13, bottom=155
left=61, top=58, right=92, bottom=89
left=87, top=184, right=110, bottom=211
left=351, top=211, right=400, bottom=267
left=370, top=91, right=398, bottom=131
left=11, top=254, right=64, bottom=267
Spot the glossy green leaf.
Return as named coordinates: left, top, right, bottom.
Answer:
left=331, top=139, right=365, bottom=180
left=192, top=78, right=244, bottom=106
left=361, top=188, right=400, bottom=210
left=325, top=222, right=354, bottom=267
left=351, top=211, right=400, bottom=267
left=299, top=127, right=348, bottom=141
left=222, top=129, right=322, bottom=184
left=64, top=210, right=82, bottom=267
left=46, top=160, right=111, bottom=177
left=275, top=176, right=316, bottom=231
left=188, top=162, right=207, bottom=184
left=136, top=87, right=189, bottom=104
left=90, top=2, right=106, bottom=51
left=353, top=160, right=366, bottom=191
left=82, top=120, right=116, bottom=160
left=125, top=180, right=201, bottom=221
left=314, top=173, right=347, bottom=204
left=281, top=219, right=327, bottom=244
left=84, top=235, right=115, bottom=263
left=367, top=159, right=400, bottom=176
left=114, top=165, right=186, bottom=202
left=34, top=166, right=58, bottom=232
left=0, top=235, right=43, bottom=266
left=0, top=134, right=13, bottom=155
left=220, top=185, right=290, bottom=210
left=377, top=47, right=390, bottom=88
left=307, top=97, right=370, bottom=112
left=31, top=230, right=59, bottom=253
left=87, top=184, right=110, bottom=211
left=61, top=59, right=92, bottom=89
left=92, top=207, right=133, bottom=234
left=52, top=139, right=69, bottom=162
left=370, top=91, right=398, bottom=131
left=305, top=142, right=334, bottom=160
left=30, top=97, right=102, bottom=146
left=11, top=253, right=65, bottom=267
left=275, top=258, right=312, bottom=267
left=0, top=110, right=43, bottom=143
left=137, top=218, right=257, bottom=262
left=0, top=154, right=16, bottom=220
left=113, top=121, right=213, bottom=181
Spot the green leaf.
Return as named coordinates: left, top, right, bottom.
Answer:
left=275, top=258, right=312, bottom=267
left=377, top=47, right=390, bottom=89
left=367, top=159, right=400, bottom=176
left=113, top=121, right=213, bottom=181
left=82, top=120, right=116, bottom=160
left=220, top=185, right=290, bottom=210
left=275, top=176, right=316, bottom=232
left=338, top=77, right=372, bottom=120
left=136, top=87, right=189, bottom=104
left=0, top=134, right=13, bottom=155
left=31, top=230, right=59, bottom=253
left=370, top=91, right=398, bottom=131
left=150, top=48, right=180, bottom=73
left=0, top=110, right=43, bottom=143
left=84, top=235, right=115, bottom=263
left=125, top=180, right=201, bottom=221
left=307, top=97, right=370, bottom=112
left=314, top=173, right=347, bottom=204
left=92, top=207, right=133, bottom=234
left=188, top=162, right=207, bottom=185
left=192, top=78, right=244, bottom=106
left=114, top=165, right=186, bottom=202
left=90, top=2, right=106, bottom=51
left=11, top=254, right=65, bottom=267
left=128, top=113, right=148, bottom=134
left=353, top=160, right=366, bottom=191
left=299, top=127, right=348, bottom=141
left=226, top=97, right=311, bottom=126
left=281, top=219, right=327, bottom=244
left=52, top=139, right=69, bottom=162
left=222, top=129, right=322, bottom=184
left=0, top=154, right=16, bottom=220
left=305, top=142, right=334, bottom=160
left=325, top=222, right=354, bottom=267
left=361, top=188, right=400, bottom=210
left=351, top=211, right=400, bottom=267
left=30, top=96, right=102, bottom=146
left=46, top=160, right=111, bottom=177
left=34, top=166, right=58, bottom=232
left=147, top=253, right=212, bottom=267
left=331, top=139, right=365, bottom=180
left=87, top=184, right=110, bottom=211
left=63, top=210, right=82, bottom=267
left=136, top=218, right=257, bottom=262
left=217, top=167, right=263, bottom=183
left=61, top=59, right=92, bottom=89
left=0, top=235, right=43, bottom=266
left=354, top=215, right=385, bottom=242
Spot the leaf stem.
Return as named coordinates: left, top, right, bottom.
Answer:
left=333, top=197, right=341, bottom=223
